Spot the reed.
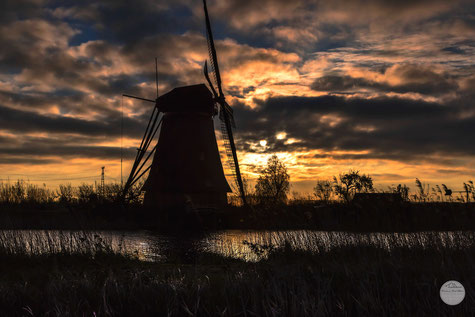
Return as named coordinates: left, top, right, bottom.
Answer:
left=1, top=177, right=474, bottom=207
left=0, top=230, right=473, bottom=316
left=0, top=230, right=128, bottom=258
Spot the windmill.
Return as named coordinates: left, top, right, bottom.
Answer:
left=121, top=0, right=247, bottom=208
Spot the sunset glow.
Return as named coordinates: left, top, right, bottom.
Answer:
left=0, top=0, right=474, bottom=194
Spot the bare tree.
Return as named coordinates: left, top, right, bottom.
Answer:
left=313, top=180, right=333, bottom=203
left=255, top=155, right=290, bottom=204
left=333, top=170, right=373, bottom=203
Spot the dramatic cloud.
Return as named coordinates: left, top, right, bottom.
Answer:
left=234, top=94, right=475, bottom=158
left=311, top=63, right=459, bottom=96
left=0, top=0, right=474, bottom=191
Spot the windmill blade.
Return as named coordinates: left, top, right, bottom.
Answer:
left=123, top=94, right=155, bottom=103
left=203, top=61, right=218, bottom=98
left=219, top=100, right=236, bottom=129
left=205, top=60, right=235, bottom=127
left=122, top=103, right=161, bottom=199
left=203, top=0, right=234, bottom=128
left=121, top=57, right=164, bottom=199
left=202, top=2, right=235, bottom=127
left=219, top=102, right=247, bottom=205
left=202, top=0, right=246, bottom=204
left=203, top=0, right=223, bottom=97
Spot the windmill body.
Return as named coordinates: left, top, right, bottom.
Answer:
left=121, top=0, right=247, bottom=209
left=142, top=84, right=231, bottom=209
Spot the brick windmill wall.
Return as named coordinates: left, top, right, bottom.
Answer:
left=142, top=84, right=231, bottom=209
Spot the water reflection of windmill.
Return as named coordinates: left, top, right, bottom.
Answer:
left=121, top=0, right=246, bottom=209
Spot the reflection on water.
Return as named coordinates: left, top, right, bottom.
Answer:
left=202, top=230, right=475, bottom=261
left=0, top=230, right=473, bottom=262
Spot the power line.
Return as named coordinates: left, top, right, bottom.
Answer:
left=0, top=175, right=100, bottom=181
left=0, top=175, right=120, bottom=182
left=0, top=170, right=101, bottom=178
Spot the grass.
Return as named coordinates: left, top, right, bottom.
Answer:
left=220, top=201, right=475, bottom=231
left=0, top=230, right=474, bottom=316
left=0, top=180, right=143, bottom=208
left=0, top=230, right=121, bottom=257
left=1, top=179, right=475, bottom=232
left=0, top=200, right=474, bottom=232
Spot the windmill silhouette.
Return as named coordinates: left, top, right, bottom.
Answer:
left=121, top=0, right=247, bottom=209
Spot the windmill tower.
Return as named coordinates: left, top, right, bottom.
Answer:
left=121, top=0, right=247, bottom=209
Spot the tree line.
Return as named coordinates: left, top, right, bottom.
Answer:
left=246, top=155, right=475, bottom=204
left=1, top=155, right=474, bottom=206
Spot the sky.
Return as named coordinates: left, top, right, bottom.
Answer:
left=0, top=0, right=474, bottom=194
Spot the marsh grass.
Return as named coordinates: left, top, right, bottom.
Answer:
left=0, top=180, right=143, bottom=208
left=0, top=230, right=130, bottom=259
left=1, top=179, right=475, bottom=232
left=1, top=230, right=474, bottom=315
left=203, top=230, right=475, bottom=262
left=0, top=181, right=56, bottom=206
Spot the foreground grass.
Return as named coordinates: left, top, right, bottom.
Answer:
left=0, top=232, right=474, bottom=316
left=1, top=201, right=475, bottom=232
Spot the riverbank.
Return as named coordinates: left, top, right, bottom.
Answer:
left=0, top=201, right=474, bottom=232
left=0, top=232, right=473, bottom=316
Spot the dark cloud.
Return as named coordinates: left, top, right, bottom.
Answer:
left=232, top=94, right=475, bottom=162
left=442, top=46, right=466, bottom=55
left=436, top=169, right=469, bottom=175
left=312, top=75, right=381, bottom=92
left=74, top=1, right=196, bottom=43
left=311, top=64, right=458, bottom=95
left=0, top=157, right=60, bottom=165
left=0, top=104, right=144, bottom=138
left=0, top=132, right=137, bottom=162
left=0, top=0, right=47, bottom=25
left=0, top=145, right=135, bottom=160
left=204, top=0, right=475, bottom=54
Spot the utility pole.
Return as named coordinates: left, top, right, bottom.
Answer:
left=101, top=166, right=105, bottom=197
left=121, top=96, right=124, bottom=188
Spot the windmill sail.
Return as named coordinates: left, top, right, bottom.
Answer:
left=202, top=0, right=247, bottom=205
left=121, top=61, right=162, bottom=199
left=121, top=98, right=161, bottom=198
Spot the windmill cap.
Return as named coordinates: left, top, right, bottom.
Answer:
left=157, top=83, right=214, bottom=114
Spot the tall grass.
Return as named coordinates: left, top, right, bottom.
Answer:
left=0, top=179, right=474, bottom=233
left=0, top=230, right=474, bottom=315
left=204, top=230, right=475, bottom=261
left=0, top=230, right=123, bottom=257
left=0, top=180, right=144, bottom=207
left=1, top=178, right=474, bottom=207
left=0, top=181, right=55, bottom=205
